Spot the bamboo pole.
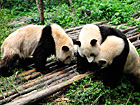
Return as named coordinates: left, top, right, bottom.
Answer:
left=124, top=28, right=138, bottom=35
left=0, top=65, right=76, bottom=99
left=122, top=26, right=138, bottom=33
left=126, top=32, right=139, bottom=38
left=0, top=69, right=77, bottom=104
left=5, top=72, right=93, bottom=105
left=65, top=20, right=108, bottom=32
left=128, top=34, right=140, bottom=42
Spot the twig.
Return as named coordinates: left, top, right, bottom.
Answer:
left=69, top=0, right=75, bottom=12
left=125, top=91, right=132, bottom=105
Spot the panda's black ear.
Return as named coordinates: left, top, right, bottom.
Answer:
left=62, top=46, right=69, bottom=51
left=90, top=39, right=97, bottom=46
left=74, top=41, right=81, bottom=47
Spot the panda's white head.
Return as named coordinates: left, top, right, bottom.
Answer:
left=95, top=36, right=125, bottom=67
left=51, top=24, right=74, bottom=64
left=75, top=24, right=102, bottom=63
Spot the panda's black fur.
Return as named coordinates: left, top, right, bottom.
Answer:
left=76, top=25, right=129, bottom=78
left=0, top=24, right=74, bottom=77
left=33, top=25, right=55, bottom=73
left=98, top=26, right=129, bottom=86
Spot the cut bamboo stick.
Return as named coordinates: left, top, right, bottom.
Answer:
left=126, top=32, right=139, bottom=38
left=122, top=26, right=138, bottom=33
left=65, top=20, right=108, bottom=32
left=124, top=28, right=138, bottom=35
left=18, top=69, right=36, bottom=77
left=128, top=34, right=140, bottom=42
left=0, top=69, right=77, bottom=104
left=0, top=65, right=76, bottom=99
left=5, top=72, right=93, bottom=105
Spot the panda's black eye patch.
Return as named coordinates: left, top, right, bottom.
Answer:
left=90, top=53, right=95, bottom=56
left=65, top=56, right=70, bottom=60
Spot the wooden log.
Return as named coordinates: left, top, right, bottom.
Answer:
left=65, top=20, right=108, bottom=32
left=0, top=69, right=77, bottom=104
left=122, top=26, right=138, bottom=33
left=18, top=70, right=36, bottom=77
left=124, top=28, right=138, bottom=35
left=128, top=34, right=140, bottom=42
left=47, top=72, right=77, bottom=87
left=5, top=72, right=93, bottom=105
left=126, top=32, right=139, bottom=38
left=67, top=30, right=80, bottom=34
left=0, top=65, right=76, bottom=99
left=132, top=41, right=140, bottom=48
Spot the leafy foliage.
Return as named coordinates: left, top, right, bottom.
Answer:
left=67, top=75, right=140, bottom=104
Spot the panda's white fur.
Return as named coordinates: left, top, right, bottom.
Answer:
left=95, top=36, right=125, bottom=66
left=75, top=24, right=128, bottom=74
left=124, top=40, right=140, bottom=75
left=78, top=24, right=102, bottom=62
left=0, top=24, right=74, bottom=76
left=95, top=35, right=140, bottom=89
left=1, top=25, right=44, bottom=58
left=49, top=24, right=74, bottom=63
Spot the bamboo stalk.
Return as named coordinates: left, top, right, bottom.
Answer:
left=5, top=72, right=93, bottom=105
left=0, top=65, right=76, bottom=99
left=47, top=72, right=77, bottom=87
left=132, top=41, right=140, bottom=48
left=18, top=69, right=36, bottom=77
left=128, top=34, right=140, bottom=42
left=124, top=28, right=138, bottom=35
left=126, top=32, right=139, bottom=38
left=65, top=20, right=108, bottom=32
left=67, top=30, right=80, bottom=34
left=13, top=61, right=60, bottom=85
left=122, top=26, right=138, bottom=33
left=0, top=69, right=77, bottom=104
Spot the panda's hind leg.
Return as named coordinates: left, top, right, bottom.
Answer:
left=0, top=54, right=19, bottom=77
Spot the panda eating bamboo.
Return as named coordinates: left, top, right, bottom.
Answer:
left=0, top=24, right=75, bottom=76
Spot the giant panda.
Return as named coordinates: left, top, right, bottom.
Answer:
left=95, top=35, right=140, bottom=89
left=75, top=24, right=128, bottom=74
left=94, top=35, right=129, bottom=86
left=0, top=24, right=75, bottom=77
